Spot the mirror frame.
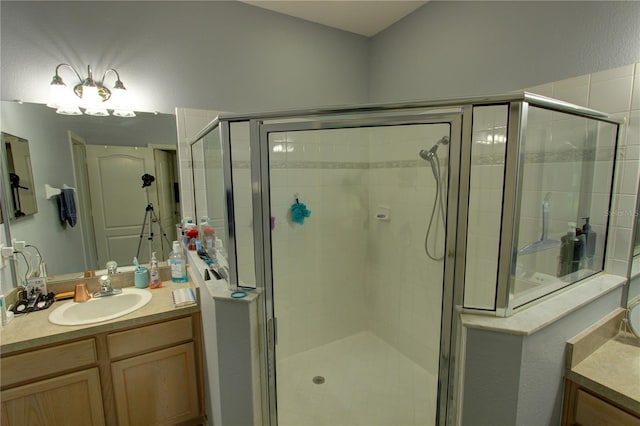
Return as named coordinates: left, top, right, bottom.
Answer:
left=0, top=141, right=18, bottom=289
left=627, top=299, right=640, bottom=339
left=2, top=132, right=38, bottom=220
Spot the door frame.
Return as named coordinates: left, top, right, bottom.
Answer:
left=68, top=131, right=98, bottom=270
left=247, top=110, right=465, bottom=425
left=150, top=143, right=178, bottom=259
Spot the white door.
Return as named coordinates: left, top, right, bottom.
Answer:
left=86, top=145, right=160, bottom=267
left=153, top=148, right=178, bottom=257
left=69, top=132, right=99, bottom=270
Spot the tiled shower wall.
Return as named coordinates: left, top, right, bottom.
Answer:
left=269, top=124, right=448, bottom=377
left=269, top=128, right=370, bottom=359
left=464, top=106, right=509, bottom=309
left=365, top=124, right=448, bottom=375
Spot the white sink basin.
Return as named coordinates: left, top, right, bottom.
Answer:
left=49, top=288, right=152, bottom=326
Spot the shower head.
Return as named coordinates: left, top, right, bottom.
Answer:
left=419, top=136, right=449, bottom=161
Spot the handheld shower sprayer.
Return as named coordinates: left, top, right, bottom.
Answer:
left=419, top=135, right=449, bottom=261
left=419, top=136, right=449, bottom=161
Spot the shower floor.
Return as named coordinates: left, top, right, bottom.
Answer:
left=276, top=331, right=437, bottom=426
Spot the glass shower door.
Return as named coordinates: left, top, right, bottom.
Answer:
left=253, top=113, right=462, bottom=426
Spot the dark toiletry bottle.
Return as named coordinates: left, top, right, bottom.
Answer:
left=575, top=227, right=586, bottom=270
left=581, top=217, right=596, bottom=268
left=559, top=222, right=582, bottom=276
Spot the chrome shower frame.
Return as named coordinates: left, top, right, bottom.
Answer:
left=195, top=92, right=620, bottom=426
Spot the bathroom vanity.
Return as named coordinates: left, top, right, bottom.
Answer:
left=562, top=309, right=640, bottom=425
left=0, top=280, right=205, bottom=426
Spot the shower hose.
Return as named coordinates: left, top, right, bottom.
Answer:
left=425, top=152, right=446, bottom=261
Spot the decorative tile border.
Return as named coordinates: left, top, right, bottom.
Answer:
left=224, top=147, right=616, bottom=170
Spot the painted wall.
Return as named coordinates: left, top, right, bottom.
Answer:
left=0, top=1, right=369, bottom=115
left=462, top=286, right=623, bottom=425
left=2, top=1, right=640, bottom=423
left=369, top=1, right=640, bottom=103
left=0, top=0, right=370, bottom=287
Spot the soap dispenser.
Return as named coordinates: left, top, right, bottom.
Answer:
left=149, top=252, right=161, bottom=289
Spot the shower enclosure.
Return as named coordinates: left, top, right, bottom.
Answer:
left=192, top=93, right=620, bottom=425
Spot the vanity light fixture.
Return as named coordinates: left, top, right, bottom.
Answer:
left=47, top=64, right=136, bottom=117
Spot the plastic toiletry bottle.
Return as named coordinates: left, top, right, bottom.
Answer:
left=559, top=222, right=581, bottom=276
left=575, top=227, right=586, bottom=270
left=215, top=236, right=227, bottom=259
left=170, top=241, right=188, bottom=283
left=183, top=220, right=195, bottom=246
left=149, top=251, right=162, bottom=289
left=203, top=226, right=216, bottom=255
left=199, top=216, right=210, bottom=237
left=186, top=228, right=199, bottom=251
left=581, top=217, right=596, bottom=268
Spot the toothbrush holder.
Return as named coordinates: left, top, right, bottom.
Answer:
left=134, top=267, right=149, bottom=289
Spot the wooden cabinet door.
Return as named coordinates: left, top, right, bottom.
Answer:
left=111, top=342, right=200, bottom=426
left=574, top=389, right=640, bottom=426
left=1, top=368, right=105, bottom=426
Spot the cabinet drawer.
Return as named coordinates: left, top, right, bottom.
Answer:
left=1, top=339, right=97, bottom=388
left=575, top=389, right=640, bottom=426
left=107, top=316, right=193, bottom=358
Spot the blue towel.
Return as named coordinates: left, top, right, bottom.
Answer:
left=58, top=188, right=77, bottom=227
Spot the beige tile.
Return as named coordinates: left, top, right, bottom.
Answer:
left=553, top=75, right=590, bottom=106
left=591, top=64, right=635, bottom=82
left=632, top=63, right=640, bottom=111
left=589, top=76, right=634, bottom=114
left=526, top=82, right=554, bottom=97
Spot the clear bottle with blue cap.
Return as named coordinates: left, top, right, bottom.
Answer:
left=170, top=241, right=188, bottom=283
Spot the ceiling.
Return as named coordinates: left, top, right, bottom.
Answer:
left=239, top=0, right=429, bottom=37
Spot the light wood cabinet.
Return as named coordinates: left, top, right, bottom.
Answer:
left=1, top=368, right=105, bottom=426
left=111, top=343, right=200, bottom=425
left=1, top=313, right=205, bottom=426
left=562, top=379, right=640, bottom=426
left=1, top=338, right=103, bottom=426
left=107, top=316, right=203, bottom=425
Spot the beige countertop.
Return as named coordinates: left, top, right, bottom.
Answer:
left=461, top=273, right=626, bottom=335
left=565, top=308, right=640, bottom=415
left=0, top=279, right=200, bottom=356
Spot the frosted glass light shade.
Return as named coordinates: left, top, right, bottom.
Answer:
left=81, top=84, right=108, bottom=116
left=81, top=84, right=102, bottom=107
left=84, top=106, right=109, bottom=116
left=56, top=105, right=82, bottom=115
left=49, top=80, right=82, bottom=115
left=47, top=82, right=70, bottom=108
left=109, top=86, right=136, bottom=117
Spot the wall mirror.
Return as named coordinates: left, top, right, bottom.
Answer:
left=0, top=101, right=179, bottom=290
left=2, top=132, right=37, bottom=220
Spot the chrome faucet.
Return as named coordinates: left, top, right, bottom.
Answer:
left=93, top=274, right=122, bottom=298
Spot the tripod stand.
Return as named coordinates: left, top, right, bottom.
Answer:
left=136, top=185, right=171, bottom=262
